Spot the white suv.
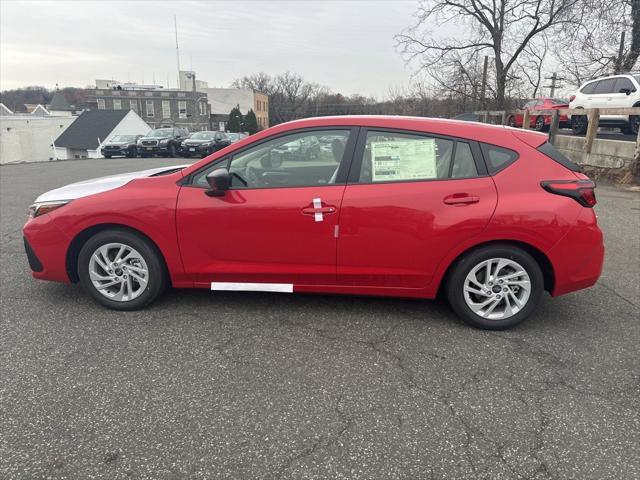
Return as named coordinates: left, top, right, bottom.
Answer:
left=568, top=74, right=640, bottom=135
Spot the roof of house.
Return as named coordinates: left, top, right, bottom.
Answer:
left=55, top=109, right=128, bottom=150
left=0, top=103, right=14, bottom=116
left=48, top=91, right=73, bottom=111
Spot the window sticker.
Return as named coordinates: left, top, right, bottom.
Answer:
left=370, top=139, right=437, bottom=181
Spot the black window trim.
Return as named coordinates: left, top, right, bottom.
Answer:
left=181, top=125, right=361, bottom=190
left=347, top=126, right=488, bottom=185
left=478, top=142, right=520, bottom=175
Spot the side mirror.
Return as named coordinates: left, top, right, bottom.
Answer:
left=621, top=88, right=632, bottom=95
left=205, top=169, right=230, bottom=197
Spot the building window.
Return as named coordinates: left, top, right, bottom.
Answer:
left=128, top=91, right=136, bottom=96
left=178, top=92, right=186, bottom=98
left=97, top=98, right=105, bottom=110
left=146, top=100, right=155, bottom=117
left=145, top=91, right=153, bottom=97
left=112, top=90, right=121, bottom=96
left=198, top=101, right=207, bottom=116
left=130, top=101, right=138, bottom=113
left=121, top=99, right=129, bottom=109
left=162, top=101, right=171, bottom=118
left=161, top=92, right=169, bottom=97
left=113, top=99, right=122, bottom=110
left=179, top=101, right=187, bottom=119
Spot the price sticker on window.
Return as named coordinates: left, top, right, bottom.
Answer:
left=371, top=139, right=437, bottom=181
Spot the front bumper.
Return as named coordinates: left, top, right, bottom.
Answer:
left=22, top=215, right=73, bottom=283
left=101, top=147, right=129, bottom=156
left=181, top=144, right=210, bottom=155
left=137, top=145, right=170, bottom=155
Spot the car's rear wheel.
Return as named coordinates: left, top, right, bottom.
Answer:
left=104, top=154, right=112, bottom=159
left=571, top=114, right=588, bottom=135
left=77, top=230, right=168, bottom=310
left=622, top=115, right=639, bottom=135
left=446, top=245, right=544, bottom=330
left=126, top=147, right=136, bottom=158
left=534, top=116, right=547, bottom=132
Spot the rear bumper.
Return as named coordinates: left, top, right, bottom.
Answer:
left=548, top=208, right=604, bottom=296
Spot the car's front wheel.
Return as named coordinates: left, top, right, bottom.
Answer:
left=571, top=114, right=588, bottom=135
left=446, top=245, right=544, bottom=330
left=77, top=229, right=168, bottom=310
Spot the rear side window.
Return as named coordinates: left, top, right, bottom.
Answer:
left=580, top=82, right=598, bottom=94
left=357, top=131, right=480, bottom=183
left=537, top=142, right=582, bottom=172
left=480, top=144, right=518, bottom=174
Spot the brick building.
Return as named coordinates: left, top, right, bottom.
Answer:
left=86, top=83, right=210, bottom=131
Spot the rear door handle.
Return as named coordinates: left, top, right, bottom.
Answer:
left=443, top=194, right=480, bottom=205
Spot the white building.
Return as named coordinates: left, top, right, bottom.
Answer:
left=54, top=109, right=150, bottom=160
left=0, top=104, right=76, bottom=164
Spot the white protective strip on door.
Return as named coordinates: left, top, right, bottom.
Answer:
left=211, top=282, right=293, bottom=293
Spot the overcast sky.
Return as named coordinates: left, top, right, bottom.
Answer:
left=1, top=0, right=421, bottom=97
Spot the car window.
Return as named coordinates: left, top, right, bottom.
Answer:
left=614, top=77, right=635, bottom=93
left=451, top=142, right=478, bottom=178
left=481, top=144, right=519, bottom=174
left=192, top=130, right=352, bottom=189
left=357, top=131, right=472, bottom=183
left=593, top=78, right=616, bottom=94
left=581, top=82, right=598, bottom=95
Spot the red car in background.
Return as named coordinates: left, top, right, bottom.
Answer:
left=508, top=98, right=571, bottom=131
left=23, top=116, right=603, bottom=330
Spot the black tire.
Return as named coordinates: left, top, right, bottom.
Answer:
left=445, top=244, right=544, bottom=330
left=140, top=153, right=150, bottom=158
left=77, top=229, right=168, bottom=311
left=104, top=154, right=112, bottom=159
left=571, top=114, right=588, bottom=135
left=126, top=147, right=136, bottom=158
left=534, top=116, right=548, bottom=132
left=168, top=144, right=177, bottom=158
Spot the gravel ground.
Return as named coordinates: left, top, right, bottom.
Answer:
left=1, top=157, right=639, bottom=480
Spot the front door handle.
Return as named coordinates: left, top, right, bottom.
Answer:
left=443, top=194, right=480, bottom=205
left=302, top=198, right=337, bottom=222
left=302, top=206, right=336, bottom=215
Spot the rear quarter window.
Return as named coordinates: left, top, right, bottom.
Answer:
left=537, top=142, right=582, bottom=172
left=580, top=82, right=598, bottom=95
left=480, top=144, right=519, bottom=174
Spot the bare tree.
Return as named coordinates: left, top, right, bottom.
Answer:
left=555, top=0, right=639, bottom=85
left=396, top=0, right=581, bottom=108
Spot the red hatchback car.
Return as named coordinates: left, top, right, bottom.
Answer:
left=508, top=98, right=571, bottom=131
left=23, top=116, right=604, bottom=329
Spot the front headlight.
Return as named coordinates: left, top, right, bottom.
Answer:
left=159, top=139, right=170, bottom=145
left=28, top=200, right=71, bottom=218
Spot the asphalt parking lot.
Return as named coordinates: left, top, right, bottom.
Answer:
left=1, top=157, right=639, bottom=480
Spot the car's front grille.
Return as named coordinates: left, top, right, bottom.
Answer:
left=105, top=146, right=121, bottom=150
left=141, top=140, right=158, bottom=146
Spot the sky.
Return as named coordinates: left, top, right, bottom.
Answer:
left=0, top=0, right=421, bottom=97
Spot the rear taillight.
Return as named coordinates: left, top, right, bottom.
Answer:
left=569, top=95, right=576, bottom=102
left=540, top=180, right=597, bottom=207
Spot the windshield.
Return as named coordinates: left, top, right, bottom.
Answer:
left=190, top=132, right=216, bottom=140
left=148, top=128, right=173, bottom=137
left=550, top=98, right=569, bottom=104
left=111, top=135, right=136, bottom=142
left=227, top=133, right=239, bottom=140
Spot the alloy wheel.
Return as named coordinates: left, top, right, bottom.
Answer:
left=88, top=243, right=149, bottom=302
left=463, top=258, right=531, bottom=320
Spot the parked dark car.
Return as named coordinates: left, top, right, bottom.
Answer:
left=180, top=131, right=231, bottom=158
left=137, top=127, right=189, bottom=157
left=101, top=135, right=142, bottom=158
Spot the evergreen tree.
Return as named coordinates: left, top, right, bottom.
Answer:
left=244, top=109, right=259, bottom=134
left=227, top=106, right=244, bottom=133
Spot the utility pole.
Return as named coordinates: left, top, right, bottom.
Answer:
left=480, top=56, right=489, bottom=110
left=544, top=72, right=565, bottom=98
